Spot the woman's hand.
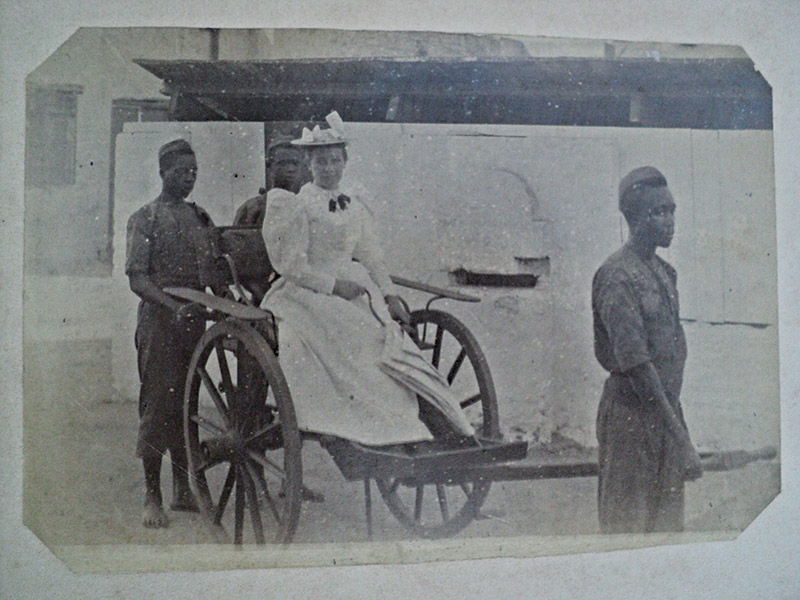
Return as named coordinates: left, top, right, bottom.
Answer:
left=385, top=294, right=411, bottom=325
left=332, top=278, right=366, bottom=300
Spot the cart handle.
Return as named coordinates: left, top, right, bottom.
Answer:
left=390, top=275, right=480, bottom=303
left=163, top=286, right=270, bottom=321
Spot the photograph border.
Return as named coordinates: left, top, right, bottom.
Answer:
left=2, top=1, right=798, bottom=598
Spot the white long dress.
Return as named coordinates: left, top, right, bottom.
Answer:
left=261, top=181, right=474, bottom=445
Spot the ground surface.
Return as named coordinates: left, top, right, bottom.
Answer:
left=23, top=341, right=779, bottom=555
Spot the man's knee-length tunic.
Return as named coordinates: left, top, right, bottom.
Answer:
left=126, top=196, right=216, bottom=457
left=261, top=183, right=474, bottom=445
left=592, top=245, right=688, bottom=533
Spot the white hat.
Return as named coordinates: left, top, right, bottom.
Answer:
left=291, top=111, right=348, bottom=147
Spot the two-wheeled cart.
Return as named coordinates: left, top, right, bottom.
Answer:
left=169, top=225, right=775, bottom=545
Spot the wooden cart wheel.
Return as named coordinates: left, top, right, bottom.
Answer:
left=184, top=319, right=302, bottom=544
left=376, top=309, right=500, bottom=539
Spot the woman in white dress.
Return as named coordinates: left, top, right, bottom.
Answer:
left=261, top=113, right=474, bottom=446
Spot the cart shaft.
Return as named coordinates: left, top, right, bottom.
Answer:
left=466, top=446, right=777, bottom=484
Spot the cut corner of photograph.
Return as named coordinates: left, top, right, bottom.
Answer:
left=21, top=25, right=780, bottom=574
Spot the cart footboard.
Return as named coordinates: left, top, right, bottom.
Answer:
left=323, top=436, right=527, bottom=539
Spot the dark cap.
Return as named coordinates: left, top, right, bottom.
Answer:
left=618, top=166, right=667, bottom=214
left=267, top=135, right=296, bottom=155
left=158, top=138, right=194, bottom=162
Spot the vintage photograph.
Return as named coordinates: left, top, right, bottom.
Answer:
left=22, top=27, right=780, bottom=572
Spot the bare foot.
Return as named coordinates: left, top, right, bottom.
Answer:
left=143, top=501, right=169, bottom=528
left=170, top=490, right=199, bottom=512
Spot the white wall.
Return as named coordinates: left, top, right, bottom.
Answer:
left=25, top=29, right=202, bottom=275
left=110, top=121, right=265, bottom=398
left=343, top=123, right=777, bottom=448
left=105, top=120, right=777, bottom=451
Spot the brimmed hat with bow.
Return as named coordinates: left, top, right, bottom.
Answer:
left=291, top=111, right=348, bottom=147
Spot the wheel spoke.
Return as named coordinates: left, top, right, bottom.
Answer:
left=190, top=470, right=213, bottom=514
left=247, top=459, right=283, bottom=527
left=185, top=320, right=303, bottom=545
left=190, top=413, right=225, bottom=435
left=436, top=484, right=450, bottom=521
left=247, top=449, right=287, bottom=482
left=241, top=464, right=265, bottom=544
left=213, top=464, right=236, bottom=525
left=234, top=341, right=246, bottom=416
left=197, top=366, right=232, bottom=428
left=195, top=455, right=224, bottom=474
left=214, top=341, right=236, bottom=403
left=460, top=393, right=482, bottom=409
left=188, top=446, right=212, bottom=473
left=431, top=326, right=444, bottom=368
left=414, top=485, right=424, bottom=522
left=235, top=340, right=246, bottom=383
left=245, top=421, right=281, bottom=446
left=234, top=465, right=245, bottom=545
left=235, top=344, right=270, bottom=436
left=374, top=311, right=498, bottom=538
left=446, top=348, right=467, bottom=384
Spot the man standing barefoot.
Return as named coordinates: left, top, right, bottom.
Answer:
left=126, top=139, right=215, bottom=527
left=592, top=166, right=703, bottom=533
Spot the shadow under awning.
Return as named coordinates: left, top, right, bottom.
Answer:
left=134, top=56, right=772, bottom=129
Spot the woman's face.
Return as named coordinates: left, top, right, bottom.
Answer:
left=308, top=146, right=346, bottom=190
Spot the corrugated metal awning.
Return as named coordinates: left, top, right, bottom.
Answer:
left=134, top=56, right=771, bottom=128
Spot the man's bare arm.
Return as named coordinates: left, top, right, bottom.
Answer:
left=129, top=273, right=181, bottom=311
left=129, top=273, right=209, bottom=322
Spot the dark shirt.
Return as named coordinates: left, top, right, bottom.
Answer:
left=234, top=193, right=267, bottom=227
left=592, top=245, right=687, bottom=401
left=125, top=195, right=218, bottom=290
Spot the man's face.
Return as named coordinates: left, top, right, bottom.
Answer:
left=269, top=146, right=302, bottom=191
left=160, top=153, right=197, bottom=199
left=308, top=146, right=346, bottom=190
left=642, top=186, right=676, bottom=248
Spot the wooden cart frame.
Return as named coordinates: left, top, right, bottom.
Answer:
left=169, top=226, right=775, bottom=546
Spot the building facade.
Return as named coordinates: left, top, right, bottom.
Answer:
left=25, top=28, right=777, bottom=449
